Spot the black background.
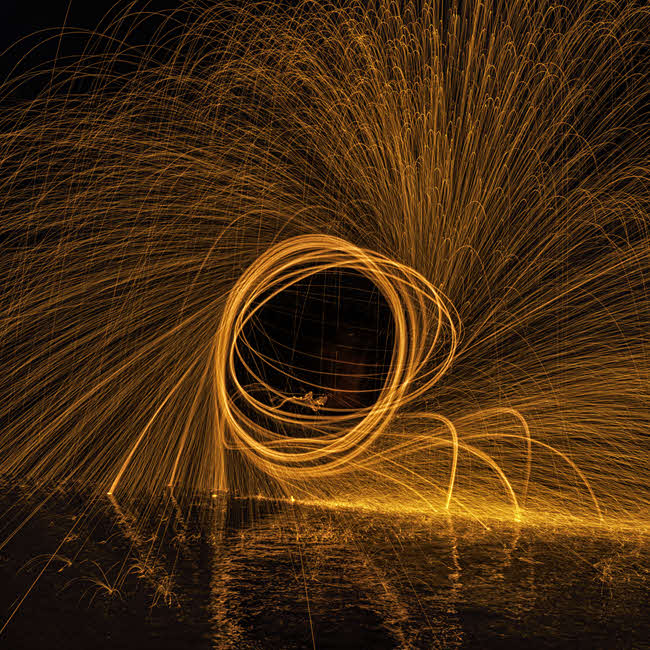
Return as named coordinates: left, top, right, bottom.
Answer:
left=0, top=1, right=182, bottom=99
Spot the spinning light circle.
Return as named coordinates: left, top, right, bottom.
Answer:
left=213, top=234, right=458, bottom=479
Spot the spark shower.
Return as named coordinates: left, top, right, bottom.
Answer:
left=1, top=0, right=649, bottom=537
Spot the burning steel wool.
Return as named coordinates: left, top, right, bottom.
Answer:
left=1, top=0, right=649, bottom=526
left=0, top=0, right=649, bottom=641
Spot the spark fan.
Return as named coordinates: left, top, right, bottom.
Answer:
left=0, top=0, right=649, bottom=528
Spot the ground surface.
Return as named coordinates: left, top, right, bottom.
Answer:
left=0, top=486, right=648, bottom=649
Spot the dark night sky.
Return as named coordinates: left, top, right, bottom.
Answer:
left=0, top=0, right=180, bottom=46
left=0, top=1, right=181, bottom=98
left=0, top=1, right=119, bottom=61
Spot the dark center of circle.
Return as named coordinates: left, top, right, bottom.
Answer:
left=236, top=268, right=395, bottom=419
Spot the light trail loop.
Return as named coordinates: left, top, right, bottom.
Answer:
left=212, top=234, right=459, bottom=484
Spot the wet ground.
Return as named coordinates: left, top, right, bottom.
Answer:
left=0, top=485, right=648, bottom=649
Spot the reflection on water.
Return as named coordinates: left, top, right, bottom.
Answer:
left=0, top=486, right=648, bottom=649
